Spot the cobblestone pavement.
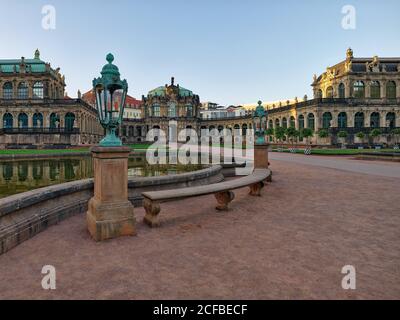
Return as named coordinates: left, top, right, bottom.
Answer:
left=0, top=158, right=399, bottom=299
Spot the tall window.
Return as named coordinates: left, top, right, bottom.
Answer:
left=168, top=103, right=176, bottom=117
left=3, top=82, right=13, bottom=99
left=298, top=115, right=304, bottom=129
left=152, top=105, right=160, bottom=117
left=386, top=112, right=396, bottom=128
left=322, top=112, right=332, bottom=128
left=316, top=89, right=323, bottom=99
left=386, top=81, right=396, bottom=99
left=338, top=112, right=347, bottom=128
left=290, top=116, right=295, bottom=128
left=3, top=113, right=13, bottom=128
left=353, top=81, right=365, bottom=98
left=18, top=113, right=28, bottom=128
left=65, top=113, right=75, bottom=132
left=338, top=83, right=345, bottom=99
left=17, top=82, right=28, bottom=99
left=33, top=113, right=43, bottom=128
left=186, top=104, right=193, bottom=117
left=282, top=117, right=288, bottom=128
left=275, top=119, right=280, bottom=127
left=326, top=86, right=334, bottom=98
left=33, top=82, right=44, bottom=99
left=354, top=112, right=364, bottom=129
left=370, top=81, right=381, bottom=99
left=268, top=120, right=273, bottom=129
left=370, top=112, right=380, bottom=128
left=307, top=113, right=315, bottom=130
left=50, top=113, right=59, bottom=129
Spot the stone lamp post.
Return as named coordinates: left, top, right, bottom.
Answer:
left=86, top=53, right=136, bottom=241
left=252, top=101, right=269, bottom=169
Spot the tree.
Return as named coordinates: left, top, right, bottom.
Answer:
left=265, top=128, right=274, bottom=136
left=274, top=127, right=286, bottom=142
left=337, top=131, right=348, bottom=138
left=318, top=129, right=329, bottom=138
left=370, top=128, right=382, bottom=145
left=391, top=128, right=400, bottom=145
left=355, top=132, right=365, bottom=140
left=285, top=127, right=299, bottom=144
left=300, top=128, right=314, bottom=144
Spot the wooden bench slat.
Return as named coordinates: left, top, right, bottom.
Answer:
left=142, top=169, right=271, bottom=201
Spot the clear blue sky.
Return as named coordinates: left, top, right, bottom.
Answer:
left=1, top=0, right=400, bottom=105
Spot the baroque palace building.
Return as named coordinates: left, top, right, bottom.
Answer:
left=265, top=48, right=400, bottom=145
left=119, top=77, right=253, bottom=143
left=0, top=50, right=102, bottom=148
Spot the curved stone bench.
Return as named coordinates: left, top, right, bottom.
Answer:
left=142, top=168, right=271, bottom=227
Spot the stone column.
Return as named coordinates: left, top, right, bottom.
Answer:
left=87, top=146, right=136, bottom=241
left=254, top=143, right=269, bottom=169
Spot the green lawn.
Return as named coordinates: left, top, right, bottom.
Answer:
left=272, top=148, right=400, bottom=155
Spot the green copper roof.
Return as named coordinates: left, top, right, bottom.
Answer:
left=148, top=85, right=194, bottom=97
left=0, top=50, right=47, bottom=73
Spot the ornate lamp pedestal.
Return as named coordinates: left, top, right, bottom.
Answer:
left=87, top=146, right=136, bottom=241
left=254, top=143, right=269, bottom=169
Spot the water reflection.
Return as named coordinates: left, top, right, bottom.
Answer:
left=0, top=155, right=203, bottom=198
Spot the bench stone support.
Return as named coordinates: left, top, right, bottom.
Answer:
left=215, top=191, right=235, bottom=210
left=143, top=198, right=161, bottom=227
left=249, top=181, right=265, bottom=196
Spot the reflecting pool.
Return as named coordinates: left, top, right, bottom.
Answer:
left=0, top=155, right=203, bottom=198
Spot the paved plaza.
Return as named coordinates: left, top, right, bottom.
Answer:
left=0, top=154, right=399, bottom=299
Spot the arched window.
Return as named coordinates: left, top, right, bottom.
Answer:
left=50, top=113, right=59, bottom=129
left=386, top=112, right=396, bottom=128
left=316, top=89, right=323, bottom=99
left=3, top=82, right=13, bottom=99
left=33, top=113, right=43, bottom=128
left=186, top=104, right=193, bottom=117
left=168, top=103, right=176, bottom=117
left=298, top=115, right=305, bottom=129
left=386, top=81, right=396, bottom=99
left=338, top=83, right=345, bottom=99
left=370, top=112, right=380, bottom=128
left=322, top=112, right=332, bottom=128
left=370, top=81, right=381, bottom=99
left=65, top=113, right=75, bottom=132
left=33, top=82, right=44, bottom=99
left=282, top=117, right=288, bottom=129
left=217, top=125, right=224, bottom=132
left=18, top=113, right=28, bottom=128
left=290, top=116, right=296, bottom=128
left=268, top=119, right=273, bottom=129
left=152, top=104, right=160, bottom=117
left=354, top=112, right=364, bottom=129
left=338, top=112, right=347, bottom=128
left=275, top=119, right=280, bottom=127
left=326, top=86, right=334, bottom=98
left=307, top=113, right=315, bottom=130
left=242, top=124, right=248, bottom=135
left=3, top=113, right=13, bottom=128
left=353, top=81, right=365, bottom=98
left=17, top=82, right=28, bottom=99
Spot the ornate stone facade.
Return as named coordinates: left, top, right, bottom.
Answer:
left=0, top=50, right=103, bottom=148
left=120, top=78, right=253, bottom=143
left=266, top=49, right=400, bottom=146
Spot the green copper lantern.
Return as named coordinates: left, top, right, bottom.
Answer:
left=253, top=100, right=268, bottom=145
left=93, top=53, right=128, bottom=147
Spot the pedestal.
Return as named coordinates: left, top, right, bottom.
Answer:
left=254, top=143, right=269, bottom=169
left=87, top=146, right=136, bottom=241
